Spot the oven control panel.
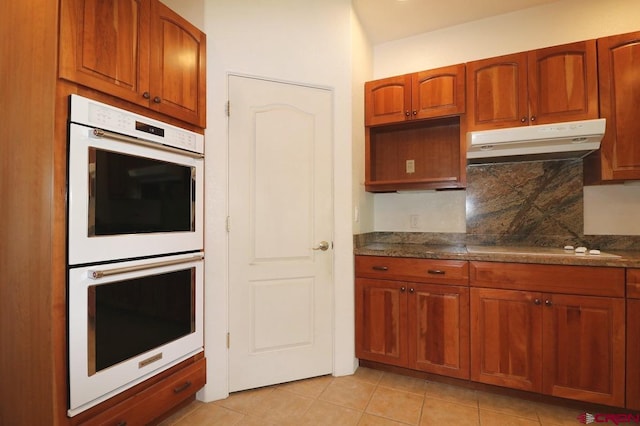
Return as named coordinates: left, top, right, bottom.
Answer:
left=69, top=95, right=204, bottom=154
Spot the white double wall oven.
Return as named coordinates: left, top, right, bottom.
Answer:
left=66, top=95, right=205, bottom=416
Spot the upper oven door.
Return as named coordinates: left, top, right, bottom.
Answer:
left=68, top=123, right=204, bottom=265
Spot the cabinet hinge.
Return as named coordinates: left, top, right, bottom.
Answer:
left=226, top=332, right=230, bottom=349
left=226, top=216, right=231, bottom=232
left=225, top=101, right=230, bottom=117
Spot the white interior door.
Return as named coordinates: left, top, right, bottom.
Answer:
left=228, top=75, right=334, bottom=392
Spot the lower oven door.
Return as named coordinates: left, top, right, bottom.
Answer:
left=67, top=252, right=204, bottom=416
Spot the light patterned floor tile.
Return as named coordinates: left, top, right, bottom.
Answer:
left=366, top=386, right=424, bottom=425
left=249, top=387, right=314, bottom=423
left=278, top=374, right=335, bottom=398
left=479, top=409, right=541, bottom=425
left=358, top=413, right=412, bottom=425
left=319, top=376, right=377, bottom=411
left=170, top=404, right=245, bottom=426
left=477, top=391, right=540, bottom=420
left=378, top=372, right=429, bottom=396
left=423, top=380, right=479, bottom=408
left=213, top=386, right=275, bottom=415
left=351, top=366, right=384, bottom=385
left=420, top=398, right=480, bottom=425
left=165, top=369, right=607, bottom=426
left=297, top=399, right=363, bottom=425
left=534, top=402, right=589, bottom=426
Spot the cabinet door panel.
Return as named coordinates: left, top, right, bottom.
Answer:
left=59, top=0, right=149, bottom=106
left=470, top=288, right=542, bottom=392
left=543, top=294, right=624, bottom=406
left=364, top=75, right=412, bottom=126
left=466, top=53, right=528, bottom=131
left=150, top=0, right=206, bottom=127
left=627, top=299, right=640, bottom=410
left=410, top=284, right=469, bottom=378
left=413, top=64, right=465, bottom=120
left=355, top=278, right=408, bottom=367
left=528, top=41, right=598, bottom=125
left=597, top=31, right=640, bottom=181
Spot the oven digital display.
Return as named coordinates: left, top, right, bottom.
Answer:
left=135, top=121, right=165, bottom=137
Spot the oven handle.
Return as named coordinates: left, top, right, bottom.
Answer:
left=88, top=254, right=204, bottom=279
left=92, top=128, right=204, bottom=159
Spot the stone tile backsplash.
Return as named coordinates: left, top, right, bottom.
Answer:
left=466, top=160, right=584, bottom=246
left=358, top=160, right=640, bottom=251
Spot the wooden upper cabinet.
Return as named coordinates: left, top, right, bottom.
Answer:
left=365, top=64, right=465, bottom=126
left=466, top=41, right=597, bottom=131
left=412, top=64, right=466, bottom=120
left=527, top=41, right=598, bottom=125
left=59, top=0, right=148, bottom=106
left=365, top=75, right=412, bottom=126
left=59, top=0, right=206, bottom=127
left=149, top=0, right=206, bottom=127
left=584, top=31, right=640, bottom=183
left=466, top=52, right=529, bottom=131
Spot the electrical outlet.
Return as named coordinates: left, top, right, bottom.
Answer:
left=406, top=159, right=415, bottom=174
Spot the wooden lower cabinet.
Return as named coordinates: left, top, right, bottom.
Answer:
left=470, top=288, right=542, bottom=392
left=73, top=356, right=206, bottom=425
left=470, top=262, right=625, bottom=407
left=355, top=256, right=470, bottom=379
left=408, top=283, right=469, bottom=378
left=357, top=257, right=628, bottom=407
left=626, top=269, right=640, bottom=410
left=355, top=278, right=409, bottom=368
left=543, top=293, right=624, bottom=406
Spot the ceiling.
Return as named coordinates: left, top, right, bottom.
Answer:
left=352, top=0, right=561, bottom=44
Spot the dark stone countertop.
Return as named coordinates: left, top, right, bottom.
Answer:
left=354, top=243, right=640, bottom=268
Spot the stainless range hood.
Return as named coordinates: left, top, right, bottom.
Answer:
left=466, top=118, right=605, bottom=164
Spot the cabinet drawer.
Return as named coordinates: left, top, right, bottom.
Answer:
left=470, top=261, right=624, bottom=297
left=627, top=269, right=640, bottom=299
left=80, top=357, right=206, bottom=426
left=355, top=256, right=468, bottom=285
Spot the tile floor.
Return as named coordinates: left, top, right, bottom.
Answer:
left=159, top=367, right=594, bottom=425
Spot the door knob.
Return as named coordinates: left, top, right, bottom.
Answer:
left=312, top=241, right=330, bottom=251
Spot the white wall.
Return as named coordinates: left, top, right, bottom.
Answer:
left=199, top=0, right=357, bottom=402
left=351, top=11, right=375, bottom=234
left=371, top=0, right=640, bottom=235
left=159, top=0, right=204, bottom=31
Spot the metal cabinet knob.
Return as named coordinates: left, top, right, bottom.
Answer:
left=153, top=96, right=162, bottom=104
left=142, top=91, right=150, bottom=99
left=521, top=117, right=527, bottom=123
left=534, top=298, right=541, bottom=305
left=545, top=299, right=553, bottom=307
